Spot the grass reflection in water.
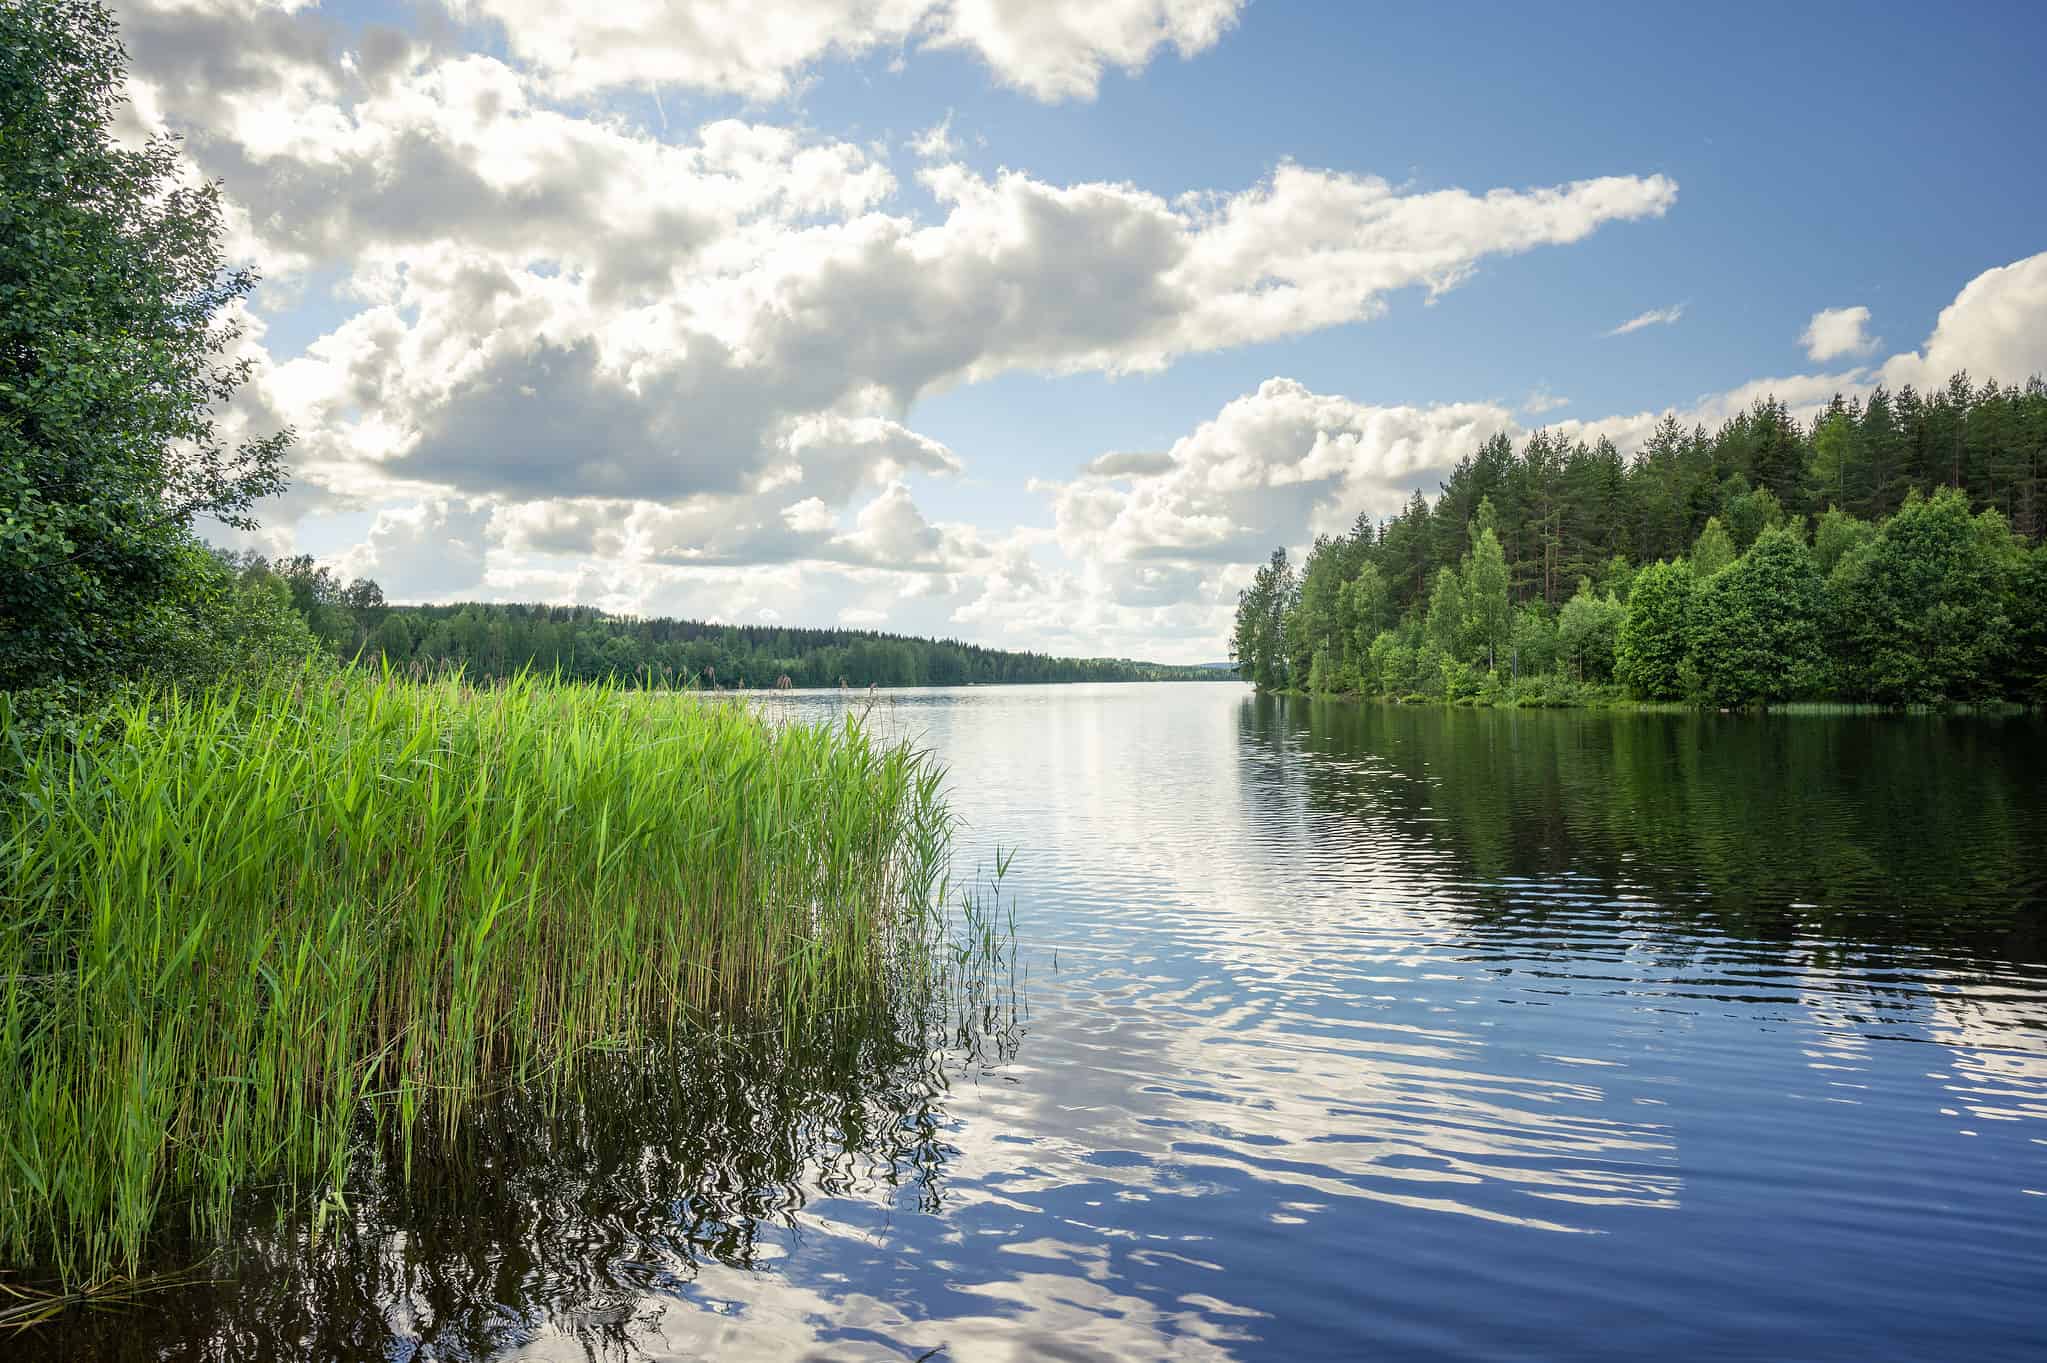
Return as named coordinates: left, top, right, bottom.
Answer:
left=19, top=981, right=1021, bottom=1362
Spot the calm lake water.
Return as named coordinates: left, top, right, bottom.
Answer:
left=38, top=684, right=2047, bottom=1361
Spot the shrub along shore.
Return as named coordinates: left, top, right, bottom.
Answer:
left=0, top=666, right=959, bottom=1291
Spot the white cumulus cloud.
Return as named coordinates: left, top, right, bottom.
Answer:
left=1801, top=305, right=1877, bottom=362
left=132, top=29, right=1674, bottom=572
left=439, top=0, right=1245, bottom=102
left=98, top=0, right=1706, bottom=661
left=1879, top=252, right=2047, bottom=389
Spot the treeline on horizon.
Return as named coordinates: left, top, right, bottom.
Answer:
left=221, top=558, right=1232, bottom=688
left=1232, top=375, right=2047, bottom=707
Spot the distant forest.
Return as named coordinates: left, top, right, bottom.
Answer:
left=1233, top=374, right=2047, bottom=707
left=219, top=566, right=1233, bottom=688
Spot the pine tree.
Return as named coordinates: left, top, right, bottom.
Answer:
left=1859, top=387, right=1906, bottom=518
left=1744, top=398, right=1810, bottom=516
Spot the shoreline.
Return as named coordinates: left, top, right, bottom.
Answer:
left=1251, top=687, right=2039, bottom=716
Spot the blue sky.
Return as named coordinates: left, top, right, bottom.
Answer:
left=124, top=0, right=2047, bottom=660
left=887, top=1, right=2045, bottom=474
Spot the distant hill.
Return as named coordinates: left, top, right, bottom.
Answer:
left=228, top=555, right=1240, bottom=688
left=358, top=604, right=1242, bottom=687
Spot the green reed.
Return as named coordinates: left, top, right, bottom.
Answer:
left=0, top=664, right=960, bottom=1288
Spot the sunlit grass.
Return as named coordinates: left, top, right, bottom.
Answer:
left=0, top=664, right=964, bottom=1289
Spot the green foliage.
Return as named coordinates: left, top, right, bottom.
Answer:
left=1414, top=643, right=1449, bottom=699
left=1824, top=488, right=2019, bottom=703
left=1510, top=602, right=1560, bottom=678
left=1595, top=553, right=1637, bottom=602
left=1339, top=561, right=1389, bottom=663
left=1733, top=398, right=1811, bottom=514
left=1460, top=524, right=1512, bottom=669
left=1722, top=482, right=1786, bottom=551
left=1498, top=671, right=1610, bottom=708
left=246, top=553, right=388, bottom=654
left=1365, top=629, right=1414, bottom=697
left=1306, top=647, right=1334, bottom=694
left=2010, top=544, right=2047, bottom=702
left=1236, top=366, right=2038, bottom=704
left=1285, top=534, right=1349, bottom=683
left=1235, top=368, right=2045, bottom=709
left=229, top=559, right=1226, bottom=688
left=0, top=0, right=289, bottom=692
left=1557, top=580, right=1625, bottom=683
left=1690, top=517, right=1737, bottom=579
left=1684, top=526, right=1827, bottom=706
left=1436, top=653, right=1479, bottom=703
left=1807, top=409, right=1859, bottom=510
left=128, top=545, right=322, bottom=691
left=1233, top=548, right=1296, bottom=690
left=1615, top=559, right=1694, bottom=700
left=0, top=667, right=964, bottom=1286
left=1812, top=505, right=1876, bottom=575
left=1424, top=565, right=1465, bottom=659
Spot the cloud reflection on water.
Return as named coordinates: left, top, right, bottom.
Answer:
left=25, top=686, right=2047, bottom=1361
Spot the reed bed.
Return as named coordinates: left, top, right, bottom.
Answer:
left=0, top=665, right=958, bottom=1289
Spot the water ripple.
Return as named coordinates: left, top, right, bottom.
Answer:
left=31, top=686, right=2047, bottom=1362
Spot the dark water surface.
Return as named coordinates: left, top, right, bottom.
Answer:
left=39, top=685, right=2047, bottom=1361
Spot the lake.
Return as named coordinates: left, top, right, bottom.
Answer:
left=34, top=684, right=2047, bottom=1360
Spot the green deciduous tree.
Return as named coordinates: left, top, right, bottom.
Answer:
left=141, top=547, right=320, bottom=690
left=1683, top=527, right=1827, bottom=707
left=1363, top=629, right=1405, bottom=696
left=1460, top=521, right=1512, bottom=671
left=1811, top=505, right=1875, bottom=575
left=1557, top=580, right=1624, bottom=683
left=1824, top=487, right=2019, bottom=703
left=1338, top=562, right=1389, bottom=673
left=1510, top=602, right=1559, bottom=678
left=1288, top=534, right=1347, bottom=685
left=1, top=0, right=291, bottom=690
left=373, top=612, right=416, bottom=665
left=1690, top=517, right=1737, bottom=579
left=1722, top=482, right=1786, bottom=552
left=1423, top=566, right=1465, bottom=661
left=1615, top=559, right=1694, bottom=700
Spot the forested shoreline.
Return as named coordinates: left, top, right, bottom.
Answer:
left=208, top=556, right=1232, bottom=688
left=1232, top=381, right=2047, bottom=707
